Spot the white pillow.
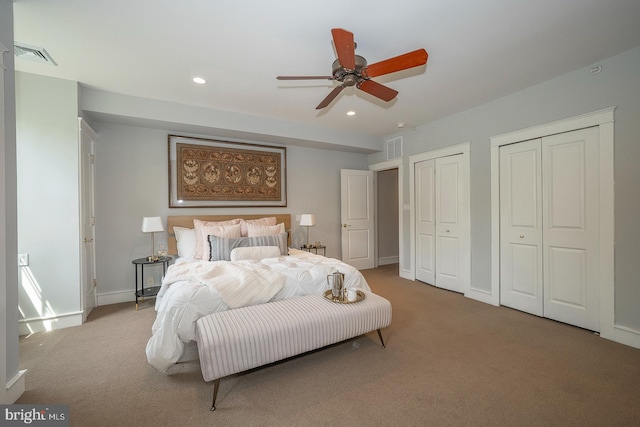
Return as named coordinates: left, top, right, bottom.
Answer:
left=201, top=223, right=242, bottom=261
left=239, top=217, right=277, bottom=237
left=246, top=223, right=286, bottom=237
left=193, top=218, right=241, bottom=259
left=173, top=227, right=197, bottom=259
left=230, top=246, right=282, bottom=261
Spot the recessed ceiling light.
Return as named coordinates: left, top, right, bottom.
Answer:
left=192, top=77, right=206, bottom=85
left=346, top=110, right=356, bottom=116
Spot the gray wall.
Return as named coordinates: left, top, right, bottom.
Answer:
left=15, top=72, right=82, bottom=323
left=369, top=47, right=640, bottom=331
left=1, top=0, right=22, bottom=403
left=93, top=122, right=368, bottom=302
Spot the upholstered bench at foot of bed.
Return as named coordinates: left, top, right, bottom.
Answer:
left=195, top=291, right=392, bottom=411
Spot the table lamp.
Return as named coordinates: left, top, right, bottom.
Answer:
left=141, top=216, right=164, bottom=261
left=299, top=214, right=316, bottom=248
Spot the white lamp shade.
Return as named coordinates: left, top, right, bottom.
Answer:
left=299, top=214, right=315, bottom=227
left=141, top=216, right=164, bottom=233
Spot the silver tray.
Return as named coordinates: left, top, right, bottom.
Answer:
left=323, top=289, right=365, bottom=304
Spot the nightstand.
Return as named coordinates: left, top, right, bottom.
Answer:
left=132, top=256, right=172, bottom=310
left=300, top=245, right=326, bottom=256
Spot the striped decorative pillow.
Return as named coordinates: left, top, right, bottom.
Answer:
left=208, top=232, right=288, bottom=261
left=200, top=224, right=242, bottom=262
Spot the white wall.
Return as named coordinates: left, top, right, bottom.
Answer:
left=369, top=47, right=640, bottom=334
left=15, top=72, right=82, bottom=333
left=93, top=122, right=369, bottom=304
left=1, top=0, right=25, bottom=403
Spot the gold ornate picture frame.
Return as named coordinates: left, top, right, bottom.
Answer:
left=168, top=135, right=287, bottom=207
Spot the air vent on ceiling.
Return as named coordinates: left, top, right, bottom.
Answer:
left=386, top=136, right=403, bottom=160
left=14, top=42, right=57, bottom=66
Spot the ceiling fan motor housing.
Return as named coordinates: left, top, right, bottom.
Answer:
left=332, top=55, right=368, bottom=86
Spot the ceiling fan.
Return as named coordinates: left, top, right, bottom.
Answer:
left=277, top=28, right=428, bottom=110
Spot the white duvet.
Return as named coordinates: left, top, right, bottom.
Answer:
left=146, top=249, right=371, bottom=372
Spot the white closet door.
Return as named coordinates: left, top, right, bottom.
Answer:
left=542, top=127, right=600, bottom=331
left=434, top=155, right=465, bottom=292
left=415, top=159, right=435, bottom=284
left=499, top=139, right=544, bottom=316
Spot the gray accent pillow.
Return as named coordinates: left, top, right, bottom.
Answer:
left=208, top=232, right=288, bottom=261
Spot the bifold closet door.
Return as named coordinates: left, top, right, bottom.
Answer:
left=499, top=127, right=600, bottom=331
left=499, top=139, right=544, bottom=316
left=415, top=154, right=465, bottom=292
left=434, top=154, right=465, bottom=293
left=542, top=127, right=600, bottom=331
left=415, top=159, right=435, bottom=284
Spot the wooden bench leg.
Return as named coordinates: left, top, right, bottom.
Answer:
left=377, top=329, right=386, bottom=348
left=211, top=378, right=221, bottom=411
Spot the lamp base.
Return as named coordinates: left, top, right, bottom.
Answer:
left=147, top=255, right=159, bottom=262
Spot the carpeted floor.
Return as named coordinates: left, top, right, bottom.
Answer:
left=16, top=264, right=640, bottom=426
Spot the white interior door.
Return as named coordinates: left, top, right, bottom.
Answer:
left=341, top=169, right=374, bottom=270
left=415, top=159, right=435, bottom=284
left=80, top=120, right=97, bottom=320
left=499, top=128, right=600, bottom=331
left=499, top=139, right=544, bottom=316
left=434, top=155, right=465, bottom=292
left=542, top=127, right=600, bottom=331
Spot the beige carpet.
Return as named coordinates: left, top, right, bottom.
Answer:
left=16, top=264, right=640, bottom=426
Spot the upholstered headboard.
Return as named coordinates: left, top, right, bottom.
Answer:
left=167, top=214, right=292, bottom=255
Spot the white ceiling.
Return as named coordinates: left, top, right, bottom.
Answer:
left=12, top=0, right=640, bottom=138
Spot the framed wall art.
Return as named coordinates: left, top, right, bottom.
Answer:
left=168, top=135, right=287, bottom=207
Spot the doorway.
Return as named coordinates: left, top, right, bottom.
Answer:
left=369, top=158, right=404, bottom=276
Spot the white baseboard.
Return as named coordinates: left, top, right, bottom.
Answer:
left=19, top=312, right=83, bottom=335
left=2, top=369, right=26, bottom=404
left=97, top=290, right=134, bottom=306
left=613, top=324, right=640, bottom=349
left=378, top=256, right=399, bottom=266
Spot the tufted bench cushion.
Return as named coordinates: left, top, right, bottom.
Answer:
left=195, top=291, right=392, bottom=410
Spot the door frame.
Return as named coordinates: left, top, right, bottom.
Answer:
left=369, top=159, right=403, bottom=272
left=79, top=118, right=97, bottom=320
left=490, top=107, right=615, bottom=340
left=409, top=142, right=471, bottom=293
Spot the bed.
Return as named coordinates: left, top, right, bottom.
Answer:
left=145, top=214, right=372, bottom=373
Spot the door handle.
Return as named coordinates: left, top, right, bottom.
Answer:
left=446, top=229, right=450, bottom=233
left=84, top=237, right=94, bottom=243
left=519, top=235, right=525, bottom=239
left=342, top=224, right=349, bottom=228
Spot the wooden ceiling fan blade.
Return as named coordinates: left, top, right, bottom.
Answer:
left=331, top=28, right=356, bottom=70
left=277, top=75, right=335, bottom=80
left=357, top=80, right=398, bottom=102
left=316, top=85, right=345, bottom=109
left=364, top=48, right=428, bottom=78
